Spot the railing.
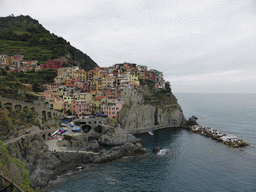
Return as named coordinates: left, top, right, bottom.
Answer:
left=0, top=174, right=24, bottom=192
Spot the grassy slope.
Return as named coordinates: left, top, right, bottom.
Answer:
left=0, top=15, right=98, bottom=70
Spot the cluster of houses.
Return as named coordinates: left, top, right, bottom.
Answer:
left=0, top=54, right=166, bottom=118
left=0, top=54, right=67, bottom=72
left=37, top=62, right=166, bottom=118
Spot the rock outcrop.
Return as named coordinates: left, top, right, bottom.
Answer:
left=93, top=142, right=147, bottom=163
left=186, top=116, right=199, bottom=126
left=118, top=102, right=186, bottom=131
left=118, top=85, right=187, bottom=131
left=6, top=132, right=146, bottom=189
left=98, top=127, right=138, bottom=146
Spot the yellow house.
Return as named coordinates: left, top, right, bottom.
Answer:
left=63, top=96, right=72, bottom=104
left=91, top=78, right=102, bottom=95
left=93, top=70, right=101, bottom=79
left=93, top=96, right=109, bottom=114
left=78, top=70, right=87, bottom=82
left=63, top=96, right=72, bottom=113
left=130, top=72, right=140, bottom=85
left=53, top=99, right=64, bottom=111
left=130, top=72, right=139, bottom=82
left=102, top=76, right=116, bottom=89
left=73, top=93, right=93, bottom=103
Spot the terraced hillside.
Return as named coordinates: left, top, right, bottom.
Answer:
left=0, top=15, right=98, bottom=70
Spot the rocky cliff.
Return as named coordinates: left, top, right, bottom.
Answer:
left=6, top=130, right=146, bottom=190
left=118, top=85, right=187, bottom=131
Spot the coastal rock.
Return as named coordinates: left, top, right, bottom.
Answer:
left=118, top=103, right=186, bottom=130
left=98, top=128, right=138, bottom=146
left=186, top=116, right=198, bottom=126
left=153, top=147, right=163, bottom=154
left=64, top=134, right=100, bottom=152
left=93, top=142, right=147, bottom=163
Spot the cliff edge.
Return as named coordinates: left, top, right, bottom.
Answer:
left=118, top=83, right=187, bottom=131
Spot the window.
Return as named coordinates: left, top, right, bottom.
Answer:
left=112, top=112, right=115, bottom=114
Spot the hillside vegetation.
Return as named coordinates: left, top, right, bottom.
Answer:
left=0, top=68, right=43, bottom=101
left=0, top=68, right=27, bottom=97
left=16, top=68, right=57, bottom=84
left=0, top=15, right=98, bottom=70
left=0, top=140, right=34, bottom=192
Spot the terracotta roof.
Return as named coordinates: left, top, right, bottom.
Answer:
left=94, top=96, right=106, bottom=101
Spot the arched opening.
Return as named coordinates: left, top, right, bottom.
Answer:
left=47, top=112, right=52, bottom=119
left=82, top=125, right=92, bottom=133
left=14, top=105, right=22, bottom=112
left=48, top=133, right=51, bottom=137
left=42, top=134, right=46, bottom=140
left=94, top=126, right=102, bottom=134
left=42, top=111, right=46, bottom=120
left=4, top=102, right=12, bottom=110
left=23, top=106, right=28, bottom=112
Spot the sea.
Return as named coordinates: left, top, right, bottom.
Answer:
left=46, top=93, right=256, bottom=192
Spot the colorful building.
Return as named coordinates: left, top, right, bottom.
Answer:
left=103, top=99, right=124, bottom=118
left=93, top=96, right=109, bottom=114
left=71, top=100, right=90, bottom=116
left=40, top=59, right=66, bottom=70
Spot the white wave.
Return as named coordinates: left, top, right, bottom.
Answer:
left=157, top=148, right=168, bottom=156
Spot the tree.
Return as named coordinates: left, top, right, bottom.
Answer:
left=65, top=109, right=72, bottom=116
left=165, top=81, right=171, bottom=93
left=32, top=82, right=43, bottom=92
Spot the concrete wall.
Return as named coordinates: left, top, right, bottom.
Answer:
left=0, top=96, right=63, bottom=120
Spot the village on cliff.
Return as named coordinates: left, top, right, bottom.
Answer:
left=0, top=54, right=166, bottom=118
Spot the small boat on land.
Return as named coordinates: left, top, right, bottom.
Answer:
left=72, top=128, right=81, bottom=132
left=148, top=130, right=154, bottom=135
left=72, top=125, right=81, bottom=132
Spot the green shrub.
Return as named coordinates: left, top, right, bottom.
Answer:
left=0, top=141, right=34, bottom=191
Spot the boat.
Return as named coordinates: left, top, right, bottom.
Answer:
left=72, top=125, right=81, bottom=132
left=61, top=123, right=67, bottom=127
left=72, top=128, right=81, bottom=132
left=148, top=130, right=154, bottom=135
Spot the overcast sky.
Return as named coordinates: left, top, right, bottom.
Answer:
left=1, top=0, right=256, bottom=93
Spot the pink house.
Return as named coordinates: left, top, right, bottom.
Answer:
left=47, top=83, right=59, bottom=90
left=71, top=100, right=90, bottom=116
left=105, top=87, right=118, bottom=99
left=103, top=99, right=124, bottom=118
left=43, top=90, right=55, bottom=100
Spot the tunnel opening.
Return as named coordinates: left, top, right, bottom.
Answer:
left=81, top=125, right=92, bottom=133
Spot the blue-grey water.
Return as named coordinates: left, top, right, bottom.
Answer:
left=47, top=93, right=256, bottom=192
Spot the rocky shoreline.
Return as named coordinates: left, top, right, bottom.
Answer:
left=186, top=116, right=249, bottom=148
left=6, top=127, right=147, bottom=191
left=188, top=125, right=249, bottom=148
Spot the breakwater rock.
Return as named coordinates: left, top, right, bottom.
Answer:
left=188, top=125, right=249, bottom=147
